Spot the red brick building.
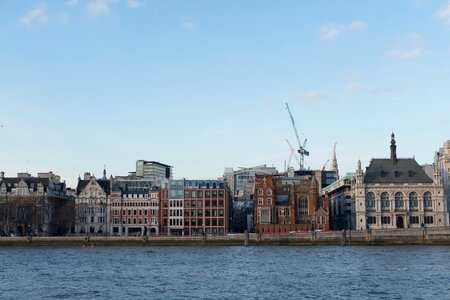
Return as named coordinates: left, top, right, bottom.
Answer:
left=254, top=173, right=329, bottom=233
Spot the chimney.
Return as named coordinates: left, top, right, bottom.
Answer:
left=0, top=171, right=4, bottom=180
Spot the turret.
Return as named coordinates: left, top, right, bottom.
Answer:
left=390, top=133, right=398, bottom=164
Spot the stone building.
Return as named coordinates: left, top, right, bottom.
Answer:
left=437, top=140, right=450, bottom=225
left=0, top=171, right=74, bottom=236
left=75, top=171, right=111, bottom=234
left=253, top=173, right=329, bottom=233
left=353, top=134, right=445, bottom=230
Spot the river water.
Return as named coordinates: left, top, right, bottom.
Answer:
left=1, top=246, right=450, bottom=299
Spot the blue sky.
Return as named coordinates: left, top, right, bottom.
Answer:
left=1, top=0, right=450, bottom=188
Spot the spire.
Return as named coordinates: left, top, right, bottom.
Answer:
left=390, top=132, right=398, bottom=164
left=357, top=159, right=361, bottom=172
left=332, top=142, right=339, bottom=180
left=102, top=165, right=107, bottom=180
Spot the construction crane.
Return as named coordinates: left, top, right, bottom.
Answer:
left=285, top=102, right=309, bottom=170
left=285, top=139, right=301, bottom=171
left=322, top=159, right=330, bottom=171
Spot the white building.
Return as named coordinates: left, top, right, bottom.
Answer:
left=353, top=134, right=445, bottom=230
left=75, top=171, right=110, bottom=234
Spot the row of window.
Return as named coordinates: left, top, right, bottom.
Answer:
left=366, top=199, right=433, bottom=209
left=113, top=209, right=158, bottom=216
left=183, top=190, right=225, bottom=198
left=366, top=216, right=434, bottom=225
left=258, top=189, right=273, bottom=196
left=258, top=198, right=273, bottom=205
left=366, top=191, right=432, bottom=201
left=111, top=202, right=158, bottom=207
left=112, top=217, right=157, bottom=225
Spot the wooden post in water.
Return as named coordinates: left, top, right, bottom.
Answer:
left=341, top=230, right=346, bottom=246
left=244, top=230, right=249, bottom=246
left=348, top=230, right=352, bottom=246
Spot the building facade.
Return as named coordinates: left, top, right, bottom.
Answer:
left=353, top=134, right=445, bottom=230
left=161, top=179, right=230, bottom=236
left=75, top=171, right=111, bottom=234
left=0, top=171, right=73, bottom=236
left=437, top=140, right=450, bottom=225
left=223, top=165, right=279, bottom=232
left=109, top=176, right=161, bottom=236
left=323, top=175, right=355, bottom=230
left=136, top=160, right=172, bottom=181
left=253, top=173, right=329, bottom=233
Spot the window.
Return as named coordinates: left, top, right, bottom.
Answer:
left=381, top=192, right=389, bottom=208
left=423, top=192, right=432, bottom=208
left=267, top=189, right=272, bottom=196
left=267, top=198, right=272, bottom=205
left=258, top=189, right=263, bottom=196
left=258, top=198, right=263, bottom=205
left=366, top=192, right=375, bottom=208
left=395, top=192, right=404, bottom=208
left=410, top=216, right=419, bottom=224
left=425, top=216, right=434, bottom=224
left=381, top=216, right=390, bottom=224
left=367, top=216, right=376, bottom=224
left=409, top=192, right=418, bottom=208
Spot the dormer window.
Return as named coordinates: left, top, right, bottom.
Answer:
left=394, top=171, right=400, bottom=177
left=408, top=170, right=414, bottom=177
left=380, top=170, right=387, bottom=177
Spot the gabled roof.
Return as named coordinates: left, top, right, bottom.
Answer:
left=76, top=179, right=111, bottom=195
left=0, top=178, right=49, bottom=193
left=363, top=158, right=433, bottom=184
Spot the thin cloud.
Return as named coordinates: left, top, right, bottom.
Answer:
left=181, top=20, right=196, bottom=31
left=20, top=4, right=48, bottom=28
left=388, top=47, right=423, bottom=60
left=349, top=20, right=367, bottom=31
left=319, top=24, right=340, bottom=41
left=345, top=82, right=363, bottom=93
left=66, top=0, right=78, bottom=7
left=127, top=0, right=142, bottom=9
left=435, top=1, right=450, bottom=24
left=318, top=20, right=367, bottom=41
left=386, top=33, right=424, bottom=60
left=87, top=0, right=111, bottom=18
left=295, top=91, right=326, bottom=106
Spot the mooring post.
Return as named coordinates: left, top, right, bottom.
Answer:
left=341, top=230, right=346, bottom=246
left=244, top=230, right=249, bottom=246
left=348, top=230, right=352, bottom=246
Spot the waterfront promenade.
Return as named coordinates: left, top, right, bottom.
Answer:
left=2, top=227, right=450, bottom=247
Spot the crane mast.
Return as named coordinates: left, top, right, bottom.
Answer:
left=285, top=102, right=309, bottom=170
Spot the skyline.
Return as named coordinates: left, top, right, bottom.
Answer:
left=1, top=1, right=450, bottom=188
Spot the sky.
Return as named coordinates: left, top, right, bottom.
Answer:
left=1, top=0, right=450, bottom=188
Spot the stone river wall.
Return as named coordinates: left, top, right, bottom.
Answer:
left=2, top=227, right=450, bottom=247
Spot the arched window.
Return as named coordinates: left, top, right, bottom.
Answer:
left=423, top=192, right=432, bottom=208
left=381, top=192, right=390, bottom=208
left=395, top=192, right=404, bottom=208
left=366, top=192, right=375, bottom=208
left=409, top=192, right=418, bottom=208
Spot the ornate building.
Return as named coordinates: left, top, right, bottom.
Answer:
left=0, top=171, right=74, bottom=236
left=253, top=173, right=329, bottom=233
left=353, top=134, right=445, bottom=230
left=75, top=171, right=111, bottom=234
